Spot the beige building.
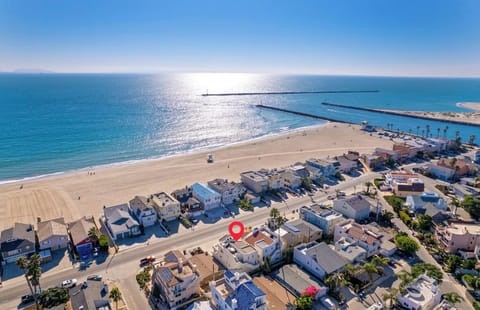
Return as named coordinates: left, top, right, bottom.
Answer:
left=213, top=240, right=260, bottom=273
left=435, top=220, right=480, bottom=253
left=152, top=250, right=201, bottom=310
left=152, top=192, right=181, bottom=222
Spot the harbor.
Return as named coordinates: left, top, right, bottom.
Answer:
left=202, top=90, right=379, bottom=96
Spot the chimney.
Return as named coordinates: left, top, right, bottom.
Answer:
left=178, top=259, right=183, bottom=274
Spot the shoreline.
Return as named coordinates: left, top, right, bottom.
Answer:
left=0, top=122, right=394, bottom=231
left=457, top=102, right=480, bottom=112
left=0, top=122, right=327, bottom=185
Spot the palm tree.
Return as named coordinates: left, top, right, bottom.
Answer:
left=437, top=128, right=441, bottom=138
left=325, top=272, right=346, bottom=292
left=416, top=125, right=420, bottom=136
left=365, top=181, right=373, bottom=194
left=455, top=130, right=460, bottom=138
left=382, top=287, right=399, bottom=309
left=28, top=254, right=42, bottom=293
left=425, top=124, right=430, bottom=138
left=344, top=263, right=362, bottom=280
left=88, top=226, right=99, bottom=245
left=16, top=256, right=39, bottom=308
left=443, top=125, right=449, bottom=138
left=469, top=135, right=476, bottom=145
left=397, top=271, right=414, bottom=287
left=421, top=129, right=425, bottom=137
left=442, top=292, right=464, bottom=305
left=109, top=287, right=122, bottom=310
left=383, top=211, right=394, bottom=224
left=363, top=262, right=379, bottom=283
left=270, top=207, right=280, bottom=219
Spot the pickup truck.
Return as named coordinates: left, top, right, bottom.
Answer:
left=140, top=256, right=156, bottom=265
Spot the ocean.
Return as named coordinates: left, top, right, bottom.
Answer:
left=1, top=73, right=479, bottom=182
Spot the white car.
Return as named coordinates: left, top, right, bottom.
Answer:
left=61, top=278, right=78, bottom=288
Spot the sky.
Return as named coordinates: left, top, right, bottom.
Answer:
left=0, top=0, right=479, bottom=77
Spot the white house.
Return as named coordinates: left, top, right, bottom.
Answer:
left=210, top=270, right=267, bottom=310
left=207, top=179, right=246, bottom=205
left=293, top=242, right=347, bottom=280
left=191, top=182, right=222, bottom=211
left=333, top=195, right=371, bottom=221
left=244, top=226, right=283, bottom=264
left=129, top=195, right=158, bottom=227
left=397, top=274, right=441, bottom=310
left=213, top=240, right=260, bottom=273
left=299, top=204, right=345, bottom=235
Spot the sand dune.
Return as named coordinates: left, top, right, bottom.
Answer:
left=0, top=123, right=393, bottom=230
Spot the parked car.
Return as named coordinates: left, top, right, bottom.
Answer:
left=87, top=274, right=103, bottom=281
left=93, top=248, right=99, bottom=257
left=61, top=278, right=78, bottom=288
left=21, top=294, right=35, bottom=304
left=327, top=195, right=336, bottom=200
left=140, top=256, right=156, bottom=265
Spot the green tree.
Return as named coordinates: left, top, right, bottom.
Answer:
left=417, top=214, right=433, bottom=231
left=109, top=287, right=122, bottom=310
left=445, top=254, right=462, bottom=273
left=372, top=256, right=388, bottom=275
left=88, top=226, right=100, bottom=245
left=382, top=211, right=394, bottom=224
left=16, top=256, right=39, bottom=308
left=38, top=287, right=69, bottom=308
left=411, top=263, right=443, bottom=283
left=284, top=247, right=294, bottom=264
left=363, top=262, right=380, bottom=283
left=462, top=195, right=480, bottom=219
left=365, top=181, right=373, bottom=194
left=295, top=294, right=314, bottom=310
left=270, top=207, right=280, bottom=219
left=301, top=177, right=312, bottom=191
left=394, top=234, right=419, bottom=256
left=382, top=287, right=399, bottom=309
left=443, top=292, right=464, bottom=305
left=325, top=272, right=346, bottom=292
left=28, top=254, right=42, bottom=293
left=99, top=234, right=109, bottom=250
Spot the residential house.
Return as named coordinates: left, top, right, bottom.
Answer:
left=334, top=219, right=397, bottom=257
left=406, top=192, right=448, bottom=214
left=244, top=226, right=283, bottom=264
left=213, top=239, right=260, bottom=273
left=336, top=155, right=357, bottom=173
left=281, top=170, right=303, bottom=189
left=103, top=203, right=140, bottom=240
left=67, top=216, right=96, bottom=258
left=152, top=192, right=181, bottom=221
left=207, top=179, right=246, bottom=205
left=210, top=270, right=267, bottom=310
left=394, top=178, right=425, bottom=198
left=293, top=242, right=347, bottom=280
left=287, top=164, right=310, bottom=179
left=37, top=217, right=69, bottom=251
left=334, top=237, right=368, bottom=263
left=299, top=204, right=345, bottom=235
left=305, top=165, right=323, bottom=182
left=278, top=219, right=323, bottom=248
left=425, top=164, right=455, bottom=181
left=362, top=154, right=385, bottom=170
left=129, top=195, right=158, bottom=227
left=437, top=158, right=477, bottom=177
left=172, top=186, right=193, bottom=206
left=333, top=195, right=371, bottom=221
left=256, top=168, right=284, bottom=191
left=385, top=171, right=420, bottom=185
left=344, top=151, right=360, bottom=161
left=152, top=250, right=201, bottom=310
left=172, top=186, right=204, bottom=216
left=374, top=148, right=399, bottom=161
left=274, top=264, right=328, bottom=298
left=69, top=279, right=111, bottom=310
left=393, top=143, right=420, bottom=162
left=397, top=274, right=441, bottom=310
left=435, top=220, right=480, bottom=253
left=192, top=182, right=222, bottom=210
left=240, top=171, right=269, bottom=194
left=1, top=223, right=36, bottom=264
left=305, top=158, right=339, bottom=178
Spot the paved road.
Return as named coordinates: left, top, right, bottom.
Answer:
left=378, top=188, right=474, bottom=310
left=0, top=172, right=377, bottom=309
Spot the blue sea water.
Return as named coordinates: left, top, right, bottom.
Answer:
left=1, top=73, right=479, bottom=182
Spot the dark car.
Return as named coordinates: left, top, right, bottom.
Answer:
left=140, top=256, right=156, bottom=265
left=87, top=274, right=103, bottom=281
left=21, top=294, right=35, bottom=304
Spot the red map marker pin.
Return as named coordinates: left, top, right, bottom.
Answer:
left=228, top=221, right=245, bottom=241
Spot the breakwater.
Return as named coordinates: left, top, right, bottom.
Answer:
left=256, top=104, right=353, bottom=124
left=321, top=102, right=480, bottom=127
left=202, top=90, right=379, bottom=96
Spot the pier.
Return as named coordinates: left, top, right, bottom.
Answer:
left=202, top=90, right=379, bottom=96
left=321, top=102, right=480, bottom=127
left=256, top=104, right=353, bottom=124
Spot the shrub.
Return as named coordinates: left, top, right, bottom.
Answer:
left=411, top=263, right=443, bottom=283
left=136, top=270, right=151, bottom=289
left=384, top=195, right=405, bottom=213
left=398, top=210, right=412, bottom=226
left=395, top=234, right=419, bottom=255
left=99, top=234, right=109, bottom=250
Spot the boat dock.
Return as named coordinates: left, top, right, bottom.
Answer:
left=256, top=104, right=353, bottom=124
left=321, top=102, right=480, bottom=127
left=202, top=90, right=379, bottom=96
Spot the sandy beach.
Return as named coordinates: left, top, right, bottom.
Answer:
left=458, top=102, right=480, bottom=112
left=0, top=123, right=393, bottom=231
left=379, top=105, right=480, bottom=126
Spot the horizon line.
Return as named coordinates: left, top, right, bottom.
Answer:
left=1, top=70, right=480, bottom=79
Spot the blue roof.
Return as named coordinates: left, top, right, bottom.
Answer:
left=224, top=269, right=235, bottom=279
left=192, top=182, right=221, bottom=200
left=236, top=281, right=265, bottom=309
